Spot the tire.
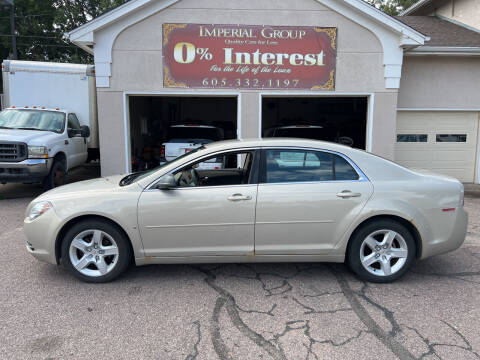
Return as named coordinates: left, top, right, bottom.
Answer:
left=43, top=160, right=66, bottom=190
left=347, top=219, right=416, bottom=283
left=61, top=219, right=132, bottom=283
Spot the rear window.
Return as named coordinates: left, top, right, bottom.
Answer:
left=169, top=127, right=221, bottom=141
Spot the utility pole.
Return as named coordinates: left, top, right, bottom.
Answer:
left=10, top=0, right=16, bottom=60
left=1, top=0, right=15, bottom=59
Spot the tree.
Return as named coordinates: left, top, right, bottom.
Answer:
left=366, top=0, right=419, bottom=15
left=0, top=0, right=420, bottom=63
left=0, top=0, right=129, bottom=64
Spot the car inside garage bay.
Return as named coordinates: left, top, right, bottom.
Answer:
left=128, top=96, right=238, bottom=171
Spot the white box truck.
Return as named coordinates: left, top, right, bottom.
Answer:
left=0, top=60, right=98, bottom=189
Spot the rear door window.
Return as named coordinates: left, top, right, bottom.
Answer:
left=263, top=149, right=359, bottom=183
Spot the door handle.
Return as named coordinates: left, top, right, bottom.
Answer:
left=336, top=190, right=361, bottom=198
left=227, top=193, right=252, bottom=201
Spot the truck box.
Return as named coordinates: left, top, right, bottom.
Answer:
left=2, top=60, right=98, bottom=156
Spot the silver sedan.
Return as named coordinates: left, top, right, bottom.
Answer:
left=24, top=138, right=467, bottom=283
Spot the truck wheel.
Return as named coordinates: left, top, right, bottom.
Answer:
left=43, top=160, right=66, bottom=190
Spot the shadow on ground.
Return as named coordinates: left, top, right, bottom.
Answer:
left=0, top=163, right=100, bottom=200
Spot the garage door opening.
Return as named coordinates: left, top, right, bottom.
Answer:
left=262, top=97, right=368, bottom=149
left=128, top=96, right=237, bottom=171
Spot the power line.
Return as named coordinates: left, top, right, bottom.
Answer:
left=0, top=34, right=66, bottom=40
left=16, top=43, right=79, bottom=49
left=0, top=14, right=54, bottom=20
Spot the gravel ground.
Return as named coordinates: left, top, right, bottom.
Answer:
left=0, top=194, right=479, bottom=359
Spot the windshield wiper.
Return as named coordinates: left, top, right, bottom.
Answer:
left=120, top=171, right=147, bottom=186
left=0, top=126, right=13, bottom=129
left=15, top=127, right=49, bottom=131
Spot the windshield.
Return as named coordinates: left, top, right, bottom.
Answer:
left=120, top=146, right=205, bottom=186
left=0, top=109, right=65, bottom=133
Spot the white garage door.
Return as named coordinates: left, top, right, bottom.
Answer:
left=395, top=111, right=479, bottom=182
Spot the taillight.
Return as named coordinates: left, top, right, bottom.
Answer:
left=160, top=145, right=165, bottom=158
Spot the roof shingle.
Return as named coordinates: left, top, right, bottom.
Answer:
left=395, top=16, right=480, bottom=47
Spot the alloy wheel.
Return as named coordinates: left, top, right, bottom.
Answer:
left=359, top=229, right=408, bottom=277
left=68, top=229, right=119, bottom=277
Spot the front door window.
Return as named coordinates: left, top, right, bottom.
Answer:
left=173, top=150, right=255, bottom=187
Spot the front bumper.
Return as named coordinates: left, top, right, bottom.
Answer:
left=24, top=204, right=62, bottom=265
left=0, top=158, right=52, bottom=183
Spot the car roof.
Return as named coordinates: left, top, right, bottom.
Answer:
left=203, top=138, right=353, bottom=153
left=171, top=124, right=219, bottom=129
left=5, top=107, right=70, bottom=113
left=275, top=125, right=323, bottom=129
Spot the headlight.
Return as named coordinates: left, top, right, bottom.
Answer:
left=29, top=201, right=53, bottom=221
left=28, top=146, right=48, bottom=159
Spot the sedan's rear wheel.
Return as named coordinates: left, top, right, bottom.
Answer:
left=347, top=220, right=416, bottom=283
left=61, top=220, right=132, bottom=283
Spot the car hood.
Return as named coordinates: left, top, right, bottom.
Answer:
left=0, top=128, right=59, bottom=144
left=35, top=175, right=129, bottom=201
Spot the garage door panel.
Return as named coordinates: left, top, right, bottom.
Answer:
left=395, top=150, right=432, bottom=161
left=432, top=150, right=474, bottom=161
left=395, top=111, right=479, bottom=182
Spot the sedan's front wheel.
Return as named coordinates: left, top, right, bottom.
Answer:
left=61, top=220, right=132, bottom=283
left=347, top=219, right=416, bottom=283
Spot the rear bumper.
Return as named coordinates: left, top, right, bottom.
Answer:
left=0, top=158, right=52, bottom=183
left=421, top=207, right=468, bottom=259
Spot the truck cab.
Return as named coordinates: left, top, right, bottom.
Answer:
left=0, top=107, right=90, bottom=189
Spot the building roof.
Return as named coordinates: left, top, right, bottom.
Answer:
left=395, top=16, right=480, bottom=47
left=67, top=0, right=427, bottom=46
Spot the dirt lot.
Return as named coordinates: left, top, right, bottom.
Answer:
left=0, top=190, right=479, bottom=359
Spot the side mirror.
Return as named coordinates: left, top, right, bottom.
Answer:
left=67, top=129, right=77, bottom=138
left=156, top=174, right=176, bottom=190
left=81, top=125, right=91, bottom=138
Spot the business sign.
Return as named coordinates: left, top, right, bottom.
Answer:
left=162, top=24, right=337, bottom=90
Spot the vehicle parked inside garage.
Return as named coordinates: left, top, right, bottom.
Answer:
left=128, top=96, right=236, bottom=173
left=0, top=107, right=91, bottom=189
left=160, top=124, right=224, bottom=170
left=265, top=125, right=355, bottom=147
left=261, top=97, right=367, bottom=150
left=24, top=138, right=467, bottom=283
